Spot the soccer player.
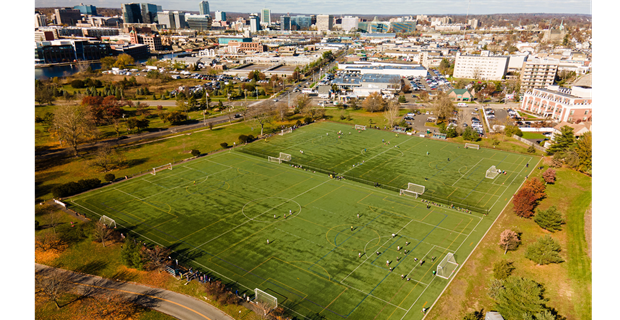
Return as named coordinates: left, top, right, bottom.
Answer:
left=267, top=239, right=270, bottom=244
left=448, top=158, right=450, bottom=161
left=284, top=214, right=286, bottom=219
left=397, top=246, right=401, bottom=251
left=351, top=226, right=354, bottom=231
left=392, top=233, right=396, bottom=238
left=359, top=252, right=362, bottom=258
left=406, top=241, right=410, bottom=246
left=401, top=274, right=405, bottom=279
left=274, top=214, right=276, bottom=219
left=376, top=251, right=380, bottom=256
left=386, top=260, right=390, bottom=266
left=526, top=163, right=529, bottom=168
left=289, top=209, right=292, bottom=215
left=426, top=151, right=429, bottom=156
left=193, top=181, right=196, bottom=185
left=432, top=270, right=436, bottom=276
left=357, top=213, right=360, bottom=219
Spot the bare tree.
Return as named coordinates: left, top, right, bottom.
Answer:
left=499, top=229, right=521, bottom=254
left=48, top=210, right=62, bottom=235
left=144, top=245, right=172, bottom=272
left=51, top=104, right=97, bottom=156
left=275, top=102, right=288, bottom=121
left=383, top=100, right=400, bottom=128
left=35, top=269, right=72, bottom=310
left=91, top=145, right=123, bottom=173
left=93, top=221, right=112, bottom=247
left=247, top=102, right=275, bottom=136
left=295, top=94, right=311, bottom=115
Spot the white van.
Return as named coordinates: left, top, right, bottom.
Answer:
left=457, top=103, right=467, bottom=107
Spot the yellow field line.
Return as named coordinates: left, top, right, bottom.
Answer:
left=302, top=185, right=344, bottom=207
left=446, top=187, right=459, bottom=199
left=244, top=256, right=273, bottom=276
left=357, top=192, right=374, bottom=204
left=264, top=277, right=309, bottom=300
left=320, top=288, right=348, bottom=314
left=421, top=209, right=434, bottom=222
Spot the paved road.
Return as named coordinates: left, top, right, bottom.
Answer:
left=35, top=263, right=234, bottom=320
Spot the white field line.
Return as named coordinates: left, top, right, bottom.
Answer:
left=341, top=137, right=415, bottom=175
left=420, top=157, right=542, bottom=320
left=189, top=178, right=333, bottom=252
left=451, top=158, right=484, bottom=187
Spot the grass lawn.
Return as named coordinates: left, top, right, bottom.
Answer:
left=521, top=132, right=548, bottom=140
left=518, top=111, right=543, bottom=120
left=65, top=121, right=540, bottom=320
left=425, top=166, right=591, bottom=320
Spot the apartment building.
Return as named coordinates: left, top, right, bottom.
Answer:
left=520, top=59, right=559, bottom=91
left=453, top=51, right=509, bottom=80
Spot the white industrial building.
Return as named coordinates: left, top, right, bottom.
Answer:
left=338, top=61, right=427, bottom=77
left=453, top=51, right=509, bottom=80
left=333, top=73, right=401, bottom=97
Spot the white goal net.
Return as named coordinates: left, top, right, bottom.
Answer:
left=152, top=163, right=172, bottom=175
left=99, top=215, right=117, bottom=228
left=486, top=165, right=499, bottom=179
left=355, top=124, right=366, bottom=130
left=279, top=153, right=292, bottom=162
left=465, top=143, right=480, bottom=149
left=407, top=183, right=425, bottom=195
left=279, top=127, right=293, bottom=136
left=254, top=288, right=277, bottom=314
left=437, top=253, right=458, bottom=279
left=400, top=189, right=418, bottom=198
left=268, top=156, right=282, bottom=164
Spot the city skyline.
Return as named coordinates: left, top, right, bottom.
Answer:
left=35, top=0, right=592, bottom=15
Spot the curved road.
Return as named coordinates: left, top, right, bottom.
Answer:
left=36, top=263, right=234, bottom=320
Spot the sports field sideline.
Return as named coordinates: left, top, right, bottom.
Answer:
left=69, top=121, right=540, bottom=320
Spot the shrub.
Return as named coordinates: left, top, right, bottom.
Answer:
left=504, top=125, right=523, bottom=137
left=120, top=236, right=145, bottom=270
left=398, top=95, right=407, bottom=103
left=238, top=134, right=249, bottom=144
left=493, top=260, right=515, bottom=280
left=220, top=142, right=229, bottom=149
left=104, top=173, right=115, bottom=182
left=191, top=149, right=201, bottom=157
left=527, top=145, right=536, bottom=153
left=463, top=309, right=484, bottom=320
left=491, top=138, right=500, bottom=146
left=52, top=178, right=101, bottom=198
left=35, top=220, right=40, bottom=231
left=295, top=120, right=302, bottom=127
left=304, top=116, right=313, bottom=124
left=71, top=79, right=85, bottom=89
left=340, top=114, right=346, bottom=120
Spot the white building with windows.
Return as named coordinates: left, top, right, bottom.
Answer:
left=453, top=51, right=509, bottom=80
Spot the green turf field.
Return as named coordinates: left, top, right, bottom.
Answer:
left=69, top=121, right=541, bottom=320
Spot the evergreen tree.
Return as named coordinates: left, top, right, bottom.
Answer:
left=120, top=237, right=144, bottom=270
left=492, top=276, right=548, bottom=320
left=525, top=235, right=564, bottom=265
left=534, top=206, right=564, bottom=232
left=493, top=260, right=515, bottom=280
left=547, top=125, right=575, bottom=155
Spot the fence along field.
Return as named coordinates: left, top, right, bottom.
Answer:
left=68, top=121, right=539, bottom=320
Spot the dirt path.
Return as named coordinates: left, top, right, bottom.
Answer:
left=584, top=202, right=592, bottom=259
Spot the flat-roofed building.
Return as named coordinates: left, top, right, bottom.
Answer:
left=186, top=14, right=212, bottom=31
left=55, top=8, right=82, bottom=26
left=453, top=51, right=509, bottom=80
left=338, top=61, right=427, bottom=77
left=520, top=58, right=559, bottom=91
left=317, top=14, right=334, bottom=32
left=333, top=73, right=402, bottom=97
left=520, top=75, right=592, bottom=122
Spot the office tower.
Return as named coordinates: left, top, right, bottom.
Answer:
left=73, top=4, right=97, bottom=15
left=280, top=15, right=291, bottom=31
left=261, top=8, right=271, bottom=25
left=55, top=8, right=82, bottom=26
left=215, top=11, right=226, bottom=22
left=249, top=14, right=261, bottom=32
left=316, top=14, right=333, bottom=31
left=199, top=1, right=210, bottom=16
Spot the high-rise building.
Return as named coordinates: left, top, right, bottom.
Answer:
left=122, top=3, right=142, bottom=23
left=158, top=11, right=186, bottom=29
left=261, top=8, right=271, bottom=26
left=316, top=14, right=333, bottom=32
left=341, top=16, right=359, bottom=33
left=291, top=15, right=311, bottom=30
left=73, top=4, right=97, bottom=15
left=468, top=18, right=480, bottom=29
left=453, top=51, right=509, bottom=81
left=55, top=8, right=82, bottom=26
left=215, top=11, right=226, bottom=22
left=280, top=16, right=291, bottom=31
left=249, top=14, right=261, bottom=32
left=35, top=13, right=47, bottom=28
left=199, top=1, right=210, bottom=16
left=140, top=3, right=158, bottom=23
left=186, top=14, right=212, bottom=31
left=520, top=59, right=559, bottom=91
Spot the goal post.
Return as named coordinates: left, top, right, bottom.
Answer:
left=99, top=215, right=117, bottom=228
left=436, top=253, right=458, bottom=279
left=279, top=127, right=293, bottom=136
left=400, top=189, right=418, bottom=198
left=407, top=183, right=425, bottom=195
left=355, top=124, right=366, bottom=130
left=279, top=152, right=292, bottom=162
left=268, top=156, right=282, bottom=164
left=152, top=163, right=172, bottom=175
left=486, top=165, right=499, bottom=179
left=465, top=143, right=480, bottom=149
left=254, top=288, right=277, bottom=313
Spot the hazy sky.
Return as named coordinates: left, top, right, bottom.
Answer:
left=35, top=0, right=592, bottom=15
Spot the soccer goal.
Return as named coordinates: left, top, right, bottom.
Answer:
left=355, top=124, right=366, bottom=130
left=99, top=215, right=117, bottom=228
left=254, top=288, right=277, bottom=314
left=407, top=183, right=425, bottom=195
left=279, top=127, right=293, bottom=136
left=152, top=163, right=172, bottom=175
left=436, top=253, right=458, bottom=279
left=279, top=152, right=292, bottom=162
left=464, top=143, right=480, bottom=149
left=400, top=189, right=418, bottom=198
left=268, top=156, right=282, bottom=164
left=486, top=165, right=499, bottom=179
